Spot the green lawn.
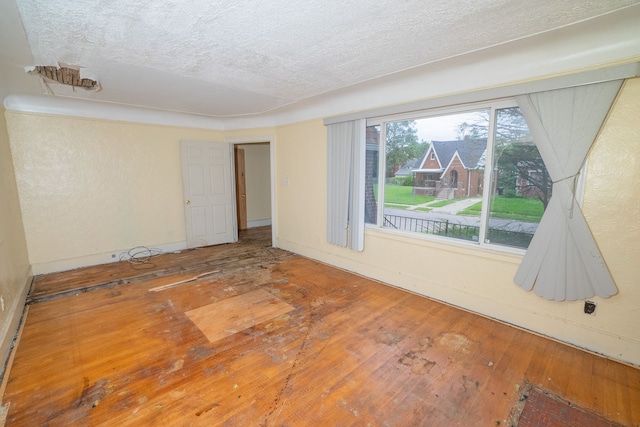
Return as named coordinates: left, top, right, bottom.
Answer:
left=376, top=184, right=434, bottom=206
left=458, top=196, right=544, bottom=222
left=376, top=185, right=544, bottom=222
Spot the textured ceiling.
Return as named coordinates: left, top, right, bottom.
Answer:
left=4, top=0, right=640, bottom=117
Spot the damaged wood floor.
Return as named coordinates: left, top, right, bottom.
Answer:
left=2, top=226, right=639, bottom=426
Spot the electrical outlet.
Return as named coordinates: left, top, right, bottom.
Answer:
left=111, top=253, right=117, bottom=260
left=584, top=300, right=596, bottom=315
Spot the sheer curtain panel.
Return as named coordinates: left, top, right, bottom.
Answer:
left=514, top=80, right=623, bottom=301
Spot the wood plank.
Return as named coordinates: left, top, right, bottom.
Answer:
left=2, top=226, right=639, bottom=426
left=148, top=269, right=219, bottom=292
left=29, top=226, right=283, bottom=300
left=185, top=289, right=295, bottom=343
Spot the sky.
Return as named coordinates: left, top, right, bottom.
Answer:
left=413, top=111, right=487, bottom=143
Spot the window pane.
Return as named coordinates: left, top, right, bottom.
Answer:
left=381, top=111, right=488, bottom=243
left=486, top=107, right=549, bottom=249
left=364, top=125, right=380, bottom=225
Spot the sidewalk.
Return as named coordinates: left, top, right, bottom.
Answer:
left=408, top=197, right=482, bottom=214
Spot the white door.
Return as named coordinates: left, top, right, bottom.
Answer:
left=181, top=141, right=237, bottom=248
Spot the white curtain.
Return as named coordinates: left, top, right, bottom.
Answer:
left=514, top=80, right=623, bottom=301
left=326, top=119, right=365, bottom=251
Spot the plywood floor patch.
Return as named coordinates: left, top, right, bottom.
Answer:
left=185, top=288, right=294, bottom=343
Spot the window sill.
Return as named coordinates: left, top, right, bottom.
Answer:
left=364, top=224, right=525, bottom=264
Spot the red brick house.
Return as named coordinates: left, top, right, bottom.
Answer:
left=412, top=139, right=486, bottom=199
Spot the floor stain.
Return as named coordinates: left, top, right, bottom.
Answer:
left=461, top=375, right=481, bottom=392
left=168, top=359, right=184, bottom=373
left=439, top=333, right=471, bottom=352
left=375, top=331, right=405, bottom=346
left=274, top=313, right=290, bottom=322
left=187, top=346, right=214, bottom=361
left=399, top=351, right=437, bottom=375
left=42, top=378, right=109, bottom=425
left=73, top=378, right=108, bottom=408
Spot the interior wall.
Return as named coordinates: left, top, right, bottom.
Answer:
left=582, top=77, right=640, bottom=356
left=4, top=80, right=638, bottom=365
left=238, top=143, right=271, bottom=226
left=0, top=108, right=31, bottom=370
left=272, top=81, right=640, bottom=366
left=6, top=112, right=224, bottom=274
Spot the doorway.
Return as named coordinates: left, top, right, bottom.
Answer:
left=233, top=142, right=272, bottom=233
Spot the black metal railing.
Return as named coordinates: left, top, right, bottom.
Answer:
left=382, top=214, right=534, bottom=247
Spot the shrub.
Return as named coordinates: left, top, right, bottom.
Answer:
left=395, top=174, right=415, bottom=186
left=502, top=188, right=520, bottom=198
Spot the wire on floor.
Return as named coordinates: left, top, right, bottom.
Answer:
left=119, top=246, right=163, bottom=269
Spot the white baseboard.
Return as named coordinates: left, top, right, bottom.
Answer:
left=31, top=241, right=189, bottom=275
left=247, top=219, right=272, bottom=228
left=247, top=218, right=271, bottom=228
left=0, top=268, right=31, bottom=381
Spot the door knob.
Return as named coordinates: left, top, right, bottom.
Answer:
left=185, top=200, right=191, bottom=204
left=241, top=194, right=246, bottom=198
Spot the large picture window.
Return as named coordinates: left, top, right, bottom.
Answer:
left=365, top=101, right=550, bottom=250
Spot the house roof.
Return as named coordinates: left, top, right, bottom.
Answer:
left=430, top=139, right=487, bottom=170
left=395, top=158, right=421, bottom=177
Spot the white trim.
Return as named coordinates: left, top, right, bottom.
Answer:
left=3, top=95, right=226, bottom=130
left=416, top=147, right=431, bottom=170
left=413, top=169, right=443, bottom=173
left=328, top=62, right=640, bottom=126
left=479, top=107, right=498, bottom=246
left=225, top=135, right=277, bottom=247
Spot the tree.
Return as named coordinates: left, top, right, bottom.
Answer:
left=497, top=143, right=552, bottom=209
left=456, top=120, right=485, bottom=140
left=385, top=121, right=424, bottom=177
left=458, top=107, right=552, bottom=210
left=456, top=107, right=530, bottom=142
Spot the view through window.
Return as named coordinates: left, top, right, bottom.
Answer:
left=365, top=102, right=550, bottom=250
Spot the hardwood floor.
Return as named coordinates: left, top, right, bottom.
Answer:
left=2, top=226, right=639, bottom=426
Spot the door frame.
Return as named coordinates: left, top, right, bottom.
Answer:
left=227, top=135, right=276, bottom=247
left=234, top=146, right=247, bottom=230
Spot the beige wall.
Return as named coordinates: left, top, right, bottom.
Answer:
left=6, top=112, right=224, bottom=273
left=238, top=143, right=271, bottom=224
left=4, top=80, right=639, bottom=365
left=272, top=80, right=640, bottom=366
left=582, top=77, right=640, bottom=350
left=0, top=108, right=31, bottom=367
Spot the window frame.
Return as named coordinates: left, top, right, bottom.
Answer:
left=366, top=98, right=534, bottom=255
